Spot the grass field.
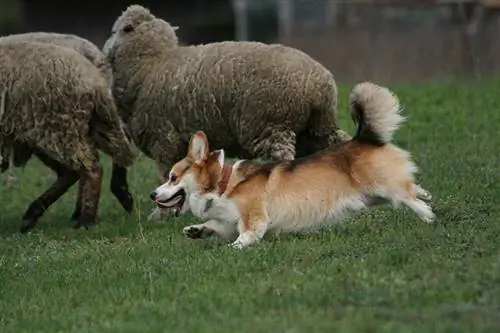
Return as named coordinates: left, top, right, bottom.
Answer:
left=0, top=79, right=499, bottom=332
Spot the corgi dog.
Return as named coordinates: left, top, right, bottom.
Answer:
left=150, top=82, right=435, bottom=248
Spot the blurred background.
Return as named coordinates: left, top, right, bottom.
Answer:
left=0, top=0, right=499, bottom=83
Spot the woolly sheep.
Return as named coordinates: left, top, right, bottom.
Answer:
left=0, top=41, right=135, bottom=233
left=0, top=32, right=135, bottom=221
left=103, top=5, right=351, bottom=220
left=0, top=32, right=118, bottom=188
left=0, top=32, right=112, bottom=87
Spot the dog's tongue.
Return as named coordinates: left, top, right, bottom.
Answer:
left=175, top=199, right=184, bottom=210
left=168, top=195, right=182, bottom=206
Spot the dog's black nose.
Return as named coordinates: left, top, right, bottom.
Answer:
left=149, top=191, right=157, bottom=201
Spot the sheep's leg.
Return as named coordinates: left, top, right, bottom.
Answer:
left=70, top=180, right=84, bottom=221
left=247, top=126, right=296, bottom=161
left=73, top=162, right=104, bottom=229
left=296, top=129, right=351, bottom=157
left=0, top=151, right=17, bottom=187
left=72, top=160, right=129, bottom=223
left=147, top=161, right=176, bottom=221
left=74, top=163, right=134, bottom=220
left=145, top=125, right=185, bottom=221
left=155, top=161, right=168, bottom=184
left=109, top=163, right=134, bottom=213
left=20, top=153, right=79, bottom=233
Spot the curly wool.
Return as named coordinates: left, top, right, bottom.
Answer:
left=0, top=41, right=134, bottom=171
left=104, top=5, right=346, bottom=167
left=0, top=32, right=113, bottom=87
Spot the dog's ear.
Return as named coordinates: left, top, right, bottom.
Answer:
left=188, top=131, right=209, bottom=161
left=212, top=149, right=225, bottom=169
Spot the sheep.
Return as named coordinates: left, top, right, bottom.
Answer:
left=0, top=32, right=135, bottom=217
left=0, top=32, right=112, bottom=87
left=102, top=5, right=351, bottom=220
left=0, top=32, right=111, bottom=184
left=0, top=40, right=135, bottom=233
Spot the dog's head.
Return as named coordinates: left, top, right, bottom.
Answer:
left=149, top=131, right=225, bottom=216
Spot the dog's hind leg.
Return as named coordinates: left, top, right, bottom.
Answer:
left=231, top=209, right=269, bottom=249
left=414, top=184, right=433, bottom=202
left=395, top=182, right=435, bottom=223
left=403, top=198, right=435, bottom=223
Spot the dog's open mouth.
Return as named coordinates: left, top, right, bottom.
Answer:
left=155, top=188, right=186, bottom=210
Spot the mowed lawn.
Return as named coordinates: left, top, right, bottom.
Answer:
left=0, top=79, right=499, bottom=333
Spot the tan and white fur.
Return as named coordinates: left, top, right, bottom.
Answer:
left=151, top=82, right=434, bottom=248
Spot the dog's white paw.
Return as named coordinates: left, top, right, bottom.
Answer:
left=415, top=185, right=433, bottom=202
left=183, top=225, right=205, bottom=239
left=229, top=240, right=245, bottom=249
left=422, top=214, right=436, bottom=224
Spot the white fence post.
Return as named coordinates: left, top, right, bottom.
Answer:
left=232, top=0, right=249, bottom=41
left=277, top=0, right=294, bottom=40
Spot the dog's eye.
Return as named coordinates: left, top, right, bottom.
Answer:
left=168, top=172, right=177, bottom=182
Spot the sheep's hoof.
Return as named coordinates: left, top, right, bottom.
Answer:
left=122, top=193, right=134, bottom=213
left=70, top=210, right=81, bottom=222
left=19, top=220, right=36, bottom=234
left=113, top=189, right=134, bottom=213
left=73, top=217, right=96, bottom=230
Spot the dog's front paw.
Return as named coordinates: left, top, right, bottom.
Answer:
left=183, top=225, right=204, bottom=239
left=229, top=240, right=246, bottom=249
left=183, top=225, right=213, bottom=239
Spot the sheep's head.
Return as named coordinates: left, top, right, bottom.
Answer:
left=103, top=5, right=180, bottom=62
left=103, top=5, right=154, bottom=57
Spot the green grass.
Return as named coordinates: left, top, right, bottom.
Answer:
left=1, top=78, right=500, bottom=332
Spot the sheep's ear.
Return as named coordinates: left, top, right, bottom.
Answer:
left=188, top=131, right=209, bottom=161
left=172, top=26, right=179, bottom=31
left=212, top=149, right=225, bottom=169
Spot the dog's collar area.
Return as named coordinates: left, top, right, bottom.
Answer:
left=217, top=164, right=232, bottom=195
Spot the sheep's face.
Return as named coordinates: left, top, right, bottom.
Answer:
left=103, top=5, right=180, bottom=60
left=103, top=4, right=154, bottom=58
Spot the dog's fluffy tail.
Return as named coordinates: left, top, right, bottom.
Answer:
left=350, top=82, right=405, bottom=145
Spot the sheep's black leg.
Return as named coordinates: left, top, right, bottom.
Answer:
left=73, top=162, right=103, bottom=229
left=296, top=129, right=351, bottom=158
left=110, top=163, right=134, bottom=213
left=20, top=153, right=79, bottom=233
left=70, top=180, right=84, bottom=221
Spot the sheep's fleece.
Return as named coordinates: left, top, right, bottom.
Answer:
left=104, top=5, right=350, bottom=170
left=0, top=32, right=117, bottom=173
left=0, top=41, right=133, bottom=172
left=0, top=32, right=112, bottom=87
